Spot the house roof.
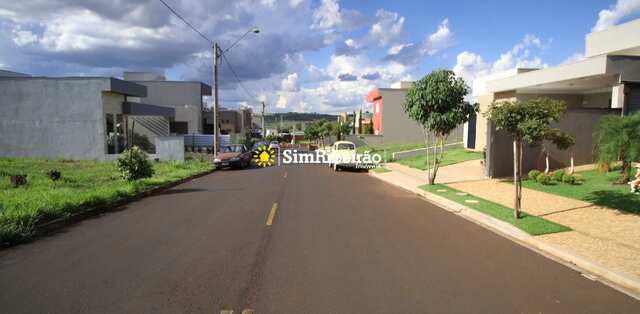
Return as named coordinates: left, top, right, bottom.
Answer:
left=485, top=55, right=640, bottom=94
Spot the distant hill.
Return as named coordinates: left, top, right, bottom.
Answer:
left=263, top=112, right=337, bottom=124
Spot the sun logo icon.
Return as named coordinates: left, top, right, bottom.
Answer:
left=253, top=145, right=276, bottom=167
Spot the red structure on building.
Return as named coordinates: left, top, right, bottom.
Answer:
left=366, top=89, right=383, bottom=135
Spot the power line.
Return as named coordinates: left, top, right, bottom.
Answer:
left=157, top=0, right=212, bottom=44
left=157, top=0, right=258, bottom=101
left=220, top=52, right=257, bottom=100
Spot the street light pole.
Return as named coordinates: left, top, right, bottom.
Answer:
left=261, top=101, right=266, bottom=139
left=212, top=42, right=220, bottom=158
left=212, top=28, right=259, bottom=157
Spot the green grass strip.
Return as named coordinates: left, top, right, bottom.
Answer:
left=420, top=184, right=571, bottom=236
left=397, top=147, right=482, bottom=170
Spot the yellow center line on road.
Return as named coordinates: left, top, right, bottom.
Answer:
left=266, top=202, right=278, bottom=226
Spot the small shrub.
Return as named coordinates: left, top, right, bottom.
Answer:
left=116, top=146, right=154, bottom=181
left=10, top=174, right=28, bottom=187
left=536, top=173, right=552, bottom=185
left=551, top=170, right=565, bottom=182
left=528, top=170, right=542, bottom=180
left=47, top=169, right=61, bottom=181
left=563, top=174, right=577, bottom=185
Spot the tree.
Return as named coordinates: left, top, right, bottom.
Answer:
left=332, top=121, right=351, bottom=141
left=485, top=97, right=573, bottom=218
left=404, top=69, right=477, bottom=185
left=319, top=120, right=334, bottom=146
left=594, top=113, right=640, bottom=183
left=304, top=122, right=320, bottom=145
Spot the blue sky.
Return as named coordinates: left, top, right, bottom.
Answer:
left=1, top=0, right=639, bottom=113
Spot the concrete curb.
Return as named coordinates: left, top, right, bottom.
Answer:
left=1, top=168, right=216, bottom=250
left=368, top=170, right=640, bottom=301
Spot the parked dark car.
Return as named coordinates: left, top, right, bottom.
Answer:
left=214, top=144, right=252, bottom=169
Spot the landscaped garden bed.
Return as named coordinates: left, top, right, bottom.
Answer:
left=0, top=158, right=213, bottom=243
left=521, top=168, right=640, bottom=214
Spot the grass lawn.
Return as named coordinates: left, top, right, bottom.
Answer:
left=420, top=184, right=571, bottom=236
left=0, top=158, right=213, bottom=243
left=521, top=168, right=640, bottom=214
left=356, top=142, right=426, bottom=162
left=397, top=147, right=483, bottom=170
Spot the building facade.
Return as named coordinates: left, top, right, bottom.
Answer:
left=473, top=19, right=640, bottom=177
left=366, top=82, right=463, bottom=144
left=0, top=75, right=174, bottom=160
left=123, top=72, right=212, bottom=135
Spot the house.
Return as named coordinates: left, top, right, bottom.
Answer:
left=203, top=107, right=253, bottom=135
left=473, top=19, right=640, bottom=177
left=366, top=82, right=463, bottom=143
left=0, top=74, right=174, bottom=160
left=123, top=72, right=212, bottom=135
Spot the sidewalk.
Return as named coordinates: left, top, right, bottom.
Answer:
left=385, top=159, right=485, bottom=184
left=372, top=162, right=640, bottom=299
left=449, top=179, right=640, bottom=279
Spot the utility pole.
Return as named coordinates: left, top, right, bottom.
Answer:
left=261, top=101, right=266, bottom=139
left=212, top=42, right=220, bottom=158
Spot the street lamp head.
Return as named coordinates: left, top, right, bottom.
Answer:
left=251, top=27, right=260, bottom=34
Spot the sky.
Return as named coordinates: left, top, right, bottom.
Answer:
left=1, top=0, right=640, bottom=114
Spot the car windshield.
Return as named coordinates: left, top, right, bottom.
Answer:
left=336, top=143, right=355, bottom=150
left=221, top=145, right=243, bottom=153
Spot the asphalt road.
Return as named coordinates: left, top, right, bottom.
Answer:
left=1, top=164, right=639, bottom=313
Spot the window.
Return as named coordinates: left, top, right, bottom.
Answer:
left=170, top=121, right=189, bottom=134
left=105, top=114, right=115, bottom=154
left=106, top=114, right=126, bottom=154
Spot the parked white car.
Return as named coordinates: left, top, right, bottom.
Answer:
left=327, top=141, right=377, bottom=171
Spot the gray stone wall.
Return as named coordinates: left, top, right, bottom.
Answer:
left=0, top=78, right=108, bottom=159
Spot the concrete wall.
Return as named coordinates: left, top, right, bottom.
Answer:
left=379, top=89, right=424, bottom=143
left=375, top=88, right=463, bottom=144
left=0, top=78, right=109, bottom=159
left=586, top=19, right=640, bottom=58
left=155, top=136, right=184, bottom=161
left=486, top=108, right=621, bottom=178
left=128, top=81, right=206, bottom=134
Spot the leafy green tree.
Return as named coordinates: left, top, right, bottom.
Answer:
left=319, top=120, right=334, bottom=146
left=304, top=122, right=320, bottom=145
left=404, top=69, right=477, bottom=185
left=332, top=121, right=351, bottom=141
left=485, top=97, right=573, bottom=218
left=594, top=113, right=640, bottom=183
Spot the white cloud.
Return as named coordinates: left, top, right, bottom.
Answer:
left=453, top=34, right=551, bottom=96
left=425, top=18, right=452, bottom=55
left=592, top=0, right=640, bottom=31
left=261, top=0, right=276, bottom=8
left=290, top=0, right=305, bottom=8
left=12, top=28, right=38, bottom=46
left=452, top=51, right=489, bottom=85
left=281, top=73, right=299, bottom=91
left=386, top=18, right=454, bottom=65
left=369, top=9, right=405, bottom=47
